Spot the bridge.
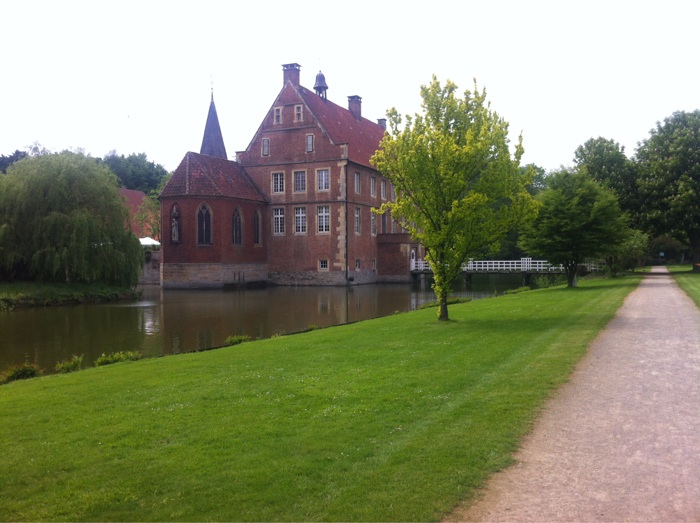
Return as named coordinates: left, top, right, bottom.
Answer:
left=410, top=258, right=603, bottom=274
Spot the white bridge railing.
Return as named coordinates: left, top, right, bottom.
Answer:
left=410, top=258, right=602, bottom=273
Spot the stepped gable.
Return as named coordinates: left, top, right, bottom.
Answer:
left=297, top=85, right=386, bottom=169
left=160, top=152, right=265, bottom=202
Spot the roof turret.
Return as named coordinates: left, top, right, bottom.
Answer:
left=314, top=70, right=328, bottom=99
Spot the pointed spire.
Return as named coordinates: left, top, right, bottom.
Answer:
left=200, top=90, right=227, bottom=159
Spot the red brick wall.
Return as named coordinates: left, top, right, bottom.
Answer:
left=160, top=197, right=267, bottom=266
left=377, top=233, right=421, bottom=278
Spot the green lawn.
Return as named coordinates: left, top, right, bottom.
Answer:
left=0, top=276, right=641, bottom=521
left=668, top=264, right=700, bottom=306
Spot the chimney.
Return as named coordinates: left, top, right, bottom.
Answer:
left=348, top=95, right=362, bottom=120
left=377, top=118, right=387, bottom=130
left=282, top=63, right=301, bottom=86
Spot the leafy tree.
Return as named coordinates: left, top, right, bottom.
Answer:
left=519, top=168, right=628, bottom=287
left=494, top=163, right=549, bottom=260
left=0, top=152, right=143, bottom=286
left=522, top=163, right=548, bottom=196
left=372, top=77, right=538, bottom=320
left=574, top=137, right=638, bottom=216
left=635, top=110, right=700, bottom=270
left=103, top=151, right=169, bottom=193
left=602, top=228, right=649, bottom=275
left=0, top=150, right=28, bottom=174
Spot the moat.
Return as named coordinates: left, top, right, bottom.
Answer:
left=1, top=274, right=524, bottom=374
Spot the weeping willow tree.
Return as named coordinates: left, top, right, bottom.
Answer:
left=0, top=151, right=143, bottom=287
left=372, top=77, right=538, bottom=320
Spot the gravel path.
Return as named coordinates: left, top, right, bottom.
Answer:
left=446, top=266, right=700, bottom=522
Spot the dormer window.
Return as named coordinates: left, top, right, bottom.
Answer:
left=295, top=104, right=303, bottom=122
left=273, top=107, right=282, bottom=125
left=306, top=134, right=314, bottom=153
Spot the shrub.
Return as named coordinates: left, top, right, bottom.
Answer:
left=503, top=286, right=531, bottom=295
left=55, top=355, right=84, bottom=374
left=95, top=351, right=142, bottom=367
left=1, top=361, right=43, bottom=384
left=532, top=274, right=566, bottom=289
left=225, top=334, right=251, bottom=346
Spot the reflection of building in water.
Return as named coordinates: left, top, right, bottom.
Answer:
left=159, top=63, right=422, bottom=289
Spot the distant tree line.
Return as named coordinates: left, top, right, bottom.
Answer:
left=530, top=110, right=700, bottom=273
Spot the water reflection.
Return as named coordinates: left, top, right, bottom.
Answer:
left=0, top=274, right=522, bottom=374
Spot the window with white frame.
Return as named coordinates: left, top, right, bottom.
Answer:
left=355, top=259, right=361, bottom=269
left=381, top=179, right=386, bottom=199
left=354, top=172, right=361, bottom=193
left=306, top=134, right=314, bottom=153
left=371, top=212, right=377, bottom=236
left=319, top=259, right=329, bottom=271
left=272, top=172, right=284, bottom=194
left=317, top=205, right=330, bottom=233
left=262, top=138, right=270, bottom=156
left=354, top=207, right=361, bottom=234
left=293, top=171, right=306, bottom=192
left=273, top=107, right=282, bottom=124
left=317, top=168, right=330, bottom=191
left=295, top=105, right=303, bottom=121
left=371, top=177, right=376, bottom=197
left=273, top=208, right=285, bottom=234
left=294, top=207, right=307, bottom=234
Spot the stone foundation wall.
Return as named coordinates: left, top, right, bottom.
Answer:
left=269, top=268, right=380, bottom=286
left=269, top=270, right=348, bottom=286
left=161, top=262, right=268, bottom=288
left=139, top=250, right=161, bottom=285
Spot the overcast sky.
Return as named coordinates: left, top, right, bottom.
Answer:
left=2, top=0, right=698, bottom=173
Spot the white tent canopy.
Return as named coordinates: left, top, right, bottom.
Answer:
left=139, top=237, right=161, bottom=247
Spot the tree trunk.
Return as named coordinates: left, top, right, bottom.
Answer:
left=438, top=292, right=449, bottom=321
left=689, top=230, right=700, bottom=272
left=565, top=263, right=578, bottom=287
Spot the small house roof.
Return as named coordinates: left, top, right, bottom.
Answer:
left=160, top=152, right=266, bottom=202
left=119, top=187, right=147, bottom=237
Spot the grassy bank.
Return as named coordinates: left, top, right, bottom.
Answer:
left=0, top=281, right=139, bottom=310
left=667, top=264, right=700, bottom=305
left=0, top=276, right=641, bottom=521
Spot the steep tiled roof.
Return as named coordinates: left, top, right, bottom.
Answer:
left=200, top=96, right=228, bottom=159
left=297, top=85, right=386, bottom=169
left=160, top=152, right=266, bottom=202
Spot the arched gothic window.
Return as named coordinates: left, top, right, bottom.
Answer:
left=197, top=203, right=212, bottom=244
left=232, top=208, right=243, bottom=245
left=254, top=209, right=262, bottom=245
